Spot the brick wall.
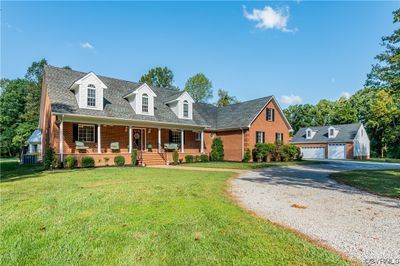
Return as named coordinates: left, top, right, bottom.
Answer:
left=215, top=130, right=243, bottom=161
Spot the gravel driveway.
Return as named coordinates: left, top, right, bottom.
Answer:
left=232, top=161, right=400, bottom=265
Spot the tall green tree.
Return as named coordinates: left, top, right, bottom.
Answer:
left=216, top=89, right=239, bottom=107
left=139, top=67, right=177, bottom=89
left=184, top=73, right=213, bottom=103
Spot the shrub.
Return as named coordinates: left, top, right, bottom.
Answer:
left=114, top=156, right=125, bottom=166
left=210, top=138, right=224, bottom=161
left=282, top=144, right=300, bottom=161
left=81, top=156, right=95, bottom=168
left=195, top=155, right=200, bottom=162
left=271, top=144, right=283, bottom=162
left=131, top=149, right=138, bottom=166
left=104, top=157, right=110, bottom=166
left=44, top=146, right=58, bottom=169
left=65, top=155, right=77, bottom=169
left=253, top=143, right=275, bottom=162
left=185, top=154, right=194, bottom=163
left=242, top=148, right=251, bottom=162
left=200, top=154, right=209, bottom=162
left=173, top=150, right=179, bottom=164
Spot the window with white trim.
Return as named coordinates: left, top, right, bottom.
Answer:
left=256, top=131, right=264, bottom=143
left=276, top=133, right=283, bottom=143
left=142, top=93, right=149, bottom=113
left=87, top=84, right=96, bottom=107
left=78, top=124, right=95, bottom=142
left=195, top=132, right=201, bottom=141
left=171, top=131, right=181, bottom=144
left=329, top=128, right=335, bottom=138
left=266, top=108, right=275, bottom=121
left=183, top=100, right=189, bottom=118
left=306, top=129, right=312, bottom=139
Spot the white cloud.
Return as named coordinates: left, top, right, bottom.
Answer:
left=81, top=42, right=94, bottom=49
left=280, top=94, right=303, bottom=105
left=243, top=5, right=296, bottom=32
left=340, top=92, right=351, bottom=99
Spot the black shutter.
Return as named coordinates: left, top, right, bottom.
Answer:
left=73, top=124, right=78, bottom=141
left=262, top=132, right=265, bottom=143
left=255, top=132, right=258, bottom=143
left=272, top=109, right=275, bottom=121
left=95, top=125, right=98, bottom=142
left=281, top=133, right=284, bottom=143
left=275, top=133, right=278, bottom=142
left=169, top=130, right=172, bottom=143
left=183, top=131, right=186, bottom=145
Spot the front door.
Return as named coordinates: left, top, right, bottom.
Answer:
left=133, top=129, right=142, bottom=150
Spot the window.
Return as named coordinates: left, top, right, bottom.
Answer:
left=183, top=100, right=189, bottom=118
left=195, top=132, right=201, bottom=141
left=266, top=108, right=275, bottom=121
left=276, top=133, right=283, bottom=143
left=329, top=128, right=335, bottom=137
left=306, top=130, right=312, bottom=138
left=256, top=131, right=264, bottom=143
left=142, top=94, right=149, bottom=113
left=87, top=84, right=96, bottom=107
left=78, top=124, right=95, bottom=142
left=171, top=131, right=181, bottom=144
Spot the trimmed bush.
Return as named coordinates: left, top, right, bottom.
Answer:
left=131, top=149, right=138, bottom=166
left=65, top=155, right=77, bottom=169
left=185, top=154, right=194, bottom=163
left=242, top=148, right=251, bottom=162
left=210, top=138, right=224, bottom=161
left=252, top=143, right=275, bottom=162
left=44, top=146, right=58, bottom=169
left=195, top=155, right=200, bottom=162
left=200, top=154, right=209, bottom=162
left=81, top=156, right=95, bottom=168
left=173, top=150, right=179, bottom=164
left=282, top=144, right=300, bottom=161
left=114, top=155, right=125, bottom=166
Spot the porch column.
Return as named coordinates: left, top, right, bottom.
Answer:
left=200, top=130, right=204, bottom=153
left=181, top=130, right=184, bottom=153
left=59, top=118, right=64, bottom=163
left=97, top=124, right=101, bottom=154
left=129, top=126, right=132, bottom=153
left=158, top=128, right=161, bottom=152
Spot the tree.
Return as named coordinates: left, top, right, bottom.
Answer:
left=139, top=67, right=177, bottom=89
left=216, top=89, right=239, bottom=107
left=210, top=138, right=224, bottom=161
left=184, top=73, right=213, bottom=103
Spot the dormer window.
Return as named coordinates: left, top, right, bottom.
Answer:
left=328, top=127, right=337, bottom=138
left=306, top=128, right=315, bottom=139
left=142, top=93, right=149, bottom=113
left=183, top=100, right=189, bottom=118
left=307, top=130, right=311, bottom=138
left=329, top=128, right=334, bottom=137
left=87, top=84, right=96, bottom=107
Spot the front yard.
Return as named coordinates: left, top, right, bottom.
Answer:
left=177, top=160, right=325, bottom=169
left=331, top=169, right=400, bottom=198
left=0, top=162, right=350, bottom=265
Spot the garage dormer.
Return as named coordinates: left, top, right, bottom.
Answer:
left=123, top=83, right=157, bottom=116
left=305, top=128, right=316, bottom=140
left=328, top=126, right=339, bottom=138
left=70, top=72, right=107, bottom=110
left=165, top=91, right=194, bottom=120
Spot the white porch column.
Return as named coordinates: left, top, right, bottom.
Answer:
left=158, top=128, right=161, bottom=152
left=129, top=126, right=132, bottom=153
left=59, top=118, right=64, bottom=163
left=97, top=124, right=101, bottom=154
left=200, top=130, right=204, bottom=153
left=181, top=130, right=185, bottom=153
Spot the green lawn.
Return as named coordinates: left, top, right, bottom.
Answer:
left=0, top=158, right=44, bottom=181
left=178, top=160, right=326, bottom=170
left=331, top=169, right=400, bottom=198
left=368, top=158, right=400, bottom=164
left=0, top=162, right=351, bottom=265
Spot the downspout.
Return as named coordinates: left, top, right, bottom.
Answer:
left=241, top=128, right=244, bottom=161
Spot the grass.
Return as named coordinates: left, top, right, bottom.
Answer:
left=0, top=162, right=351, bottom=265
left=331, top=169, right=400, bottom=198
left=177, top=160, right=326, bottom=170
left=0, top=157, right=44, bottom=181
left=368, top=158, right=400, bottom=164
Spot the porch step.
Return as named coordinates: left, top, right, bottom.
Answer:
left=140, top=153, right=166, bottom=166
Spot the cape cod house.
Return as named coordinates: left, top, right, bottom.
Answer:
left=39, top=66, right=293, bottom=166
left=291, top=123, right=370, bottom=160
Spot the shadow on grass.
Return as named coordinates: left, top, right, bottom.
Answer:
left=0, top=160, right=45, bottom=183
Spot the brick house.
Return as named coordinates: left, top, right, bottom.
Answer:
left=291, top=123, right=370, bottom=160
left=39, top=66, right=293, bottom=166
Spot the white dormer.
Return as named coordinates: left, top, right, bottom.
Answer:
left=328, top=126, right=339, bottom=138
left=124, top=83, right=157, bottom=116
left=70, top=72, right=107, bottom=110
left=305, top=128, right=317, bottom=139
left=166, top=91, right=194, bottom=120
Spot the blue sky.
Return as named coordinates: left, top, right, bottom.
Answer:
left=2, top=1, right=399, bottom=106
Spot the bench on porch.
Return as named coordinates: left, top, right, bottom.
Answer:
left=164, top=143, right=179, bottom=151
left=75, top=141, right=88, bottom=150
left=110, top=142, right=120, bottom=150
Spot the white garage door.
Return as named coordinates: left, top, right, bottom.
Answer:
left=300, top=147, right=325, bottom=159
left=328, top=144, right=346, bottom=159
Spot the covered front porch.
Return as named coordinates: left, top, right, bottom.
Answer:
left=56, top=115, right=207, bottom=166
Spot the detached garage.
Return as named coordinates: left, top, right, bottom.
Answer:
left=291, top=123, right=370, bottom=160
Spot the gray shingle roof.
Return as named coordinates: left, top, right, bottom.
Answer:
left=291, top=123, right=362, bottom=143
left=45, top=65, right=274, bottom=130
